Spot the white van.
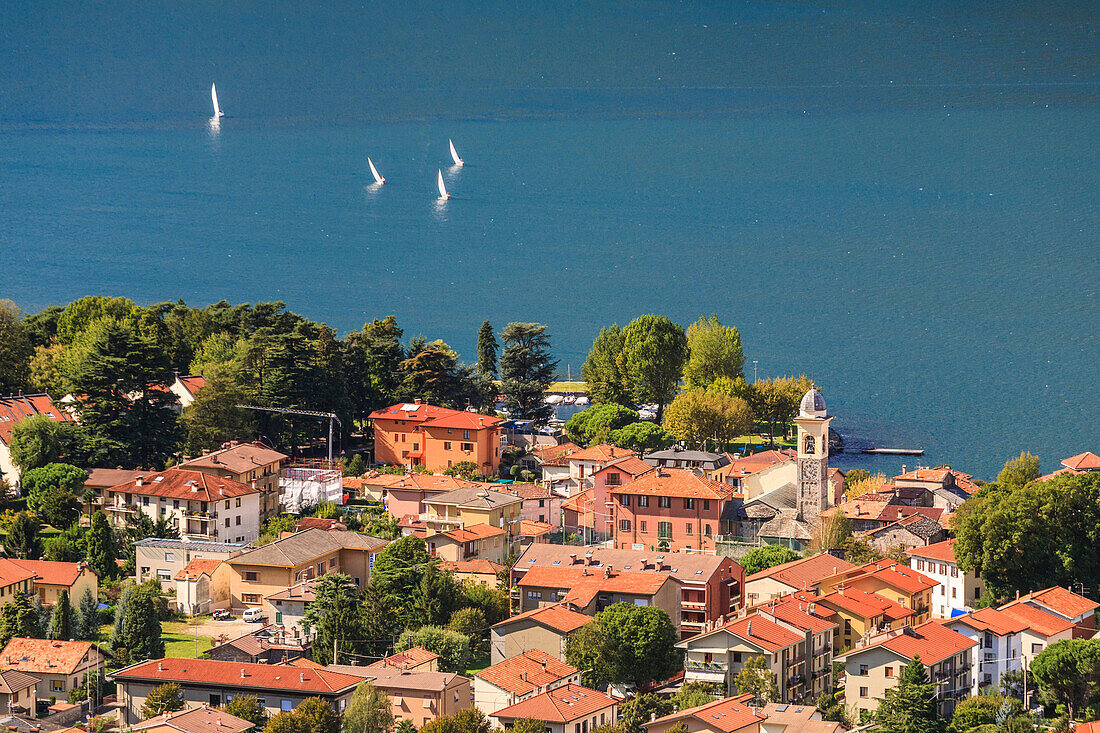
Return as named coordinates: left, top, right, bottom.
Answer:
left=242, top=607, right=266, bottom=623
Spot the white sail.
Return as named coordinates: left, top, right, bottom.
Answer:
left=368, top=157, right=385, bottom=185
left=437, top=169, right=449, bottom=199
left=211, top=83, right=224, bottom=117
left=449, top=138, right=463, bottom=166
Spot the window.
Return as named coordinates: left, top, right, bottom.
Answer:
left=330, top=558, right=337, bottom=568
left=658, top=497, right=670, bottom=508
left=225, top=517, right=231, bottom=527
left=639, top=521, right=647, bottom=533
left=619, top=495, right=630, bottom=507
left=157, top=569, right=171, bottom=581
left=142, top=496, right=150, bottom=506
left=444, top=442, right=452, bottom=450
left=527, top=591, right=543, bottom=600
left=620, top=520, right=631, bottom=532
left=685, top=523, right=692, bottom=535
left=236, top=498, right=242, bottom=508
left=236, top=515, right=242, bottom=526
left=51, top=680, right=64, bottom=692
left=885, top=666, right=894, bottom=678
left=658, top=522, right=672, bottom=539
left=538, top=499, right=545, bottom=507
left=940, top=563, right=947, bottom=574
left=704, top=524, right=712, bottom=537
left=210, top=694, right=221, bottom=706
left=984, top=632, right=994, bottom=648
left=463, top=430, right=471, bottom=440
left=165, top=552, right=175, bottom=562
left=606, top=472, right=621, bottom=486
left=684, top=498, right=694, bottom=509
left=244, top=571, right=259, bottom=582
left=173, top=500, right=180, bottom=509
left=951, top=566, right=958, bottom=578
left=859, top=664, right=868, bottom=676
left=637, top=496, right=649, bottom=507
left=703, top=499, right=710, bottom=511
left=281, top=700, right=294, bottom=712
left=242, top=593, right=261, bottom=604
left=1032, top=643, right=1043, bottom=654
left=860, top=687, right=869, bottom=698
left=951, top=587, right=957, bottom=599
left=225, top=500, right=231, bottom=509
left=461, top=443, right=473, bottom=452
left=733, top=652, right=743, bottom=663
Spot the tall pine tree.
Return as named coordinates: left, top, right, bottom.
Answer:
left=876, top=656, right=944, bottom=733
left=85, top=511, right=117, bottom=579
left=476, top=321, right=498, bottom=378
left=499, top=323, right=557, bottom=426
left=48, top=590, right=72, bottom=640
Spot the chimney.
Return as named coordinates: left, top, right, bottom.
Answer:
left=581, top=568, right=588, bottom=577
left=414, top=398, right=422, bottom=404
left=604, top=565, right=612, bottom=579
left=541, top=660, right=547, bottom=671
left=747, top=620, right=753, bottom=637
left=240, top=669, right=246, bottom=678
left=158, top=662, right=164, bottom=672
left=902, top=464, right=907, bottom=474
left=300, top=673, right=305, bottom=682
left=521, top=672, right=527, bottom=682
left=136, top=477, right=143, bottom=487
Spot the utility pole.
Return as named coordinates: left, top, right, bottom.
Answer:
left=236, top=405, right=343, bottom=463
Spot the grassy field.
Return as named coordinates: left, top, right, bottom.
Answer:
left=547, top=381, right=586, bottom=392
left=161, top=621, right=215, bottom=658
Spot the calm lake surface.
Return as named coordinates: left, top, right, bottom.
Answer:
left=2, top=1, right=1097, bottom=478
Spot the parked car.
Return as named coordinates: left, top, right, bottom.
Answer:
left=212, top=609, right=232, bottom=620
left=242, top=607, right=267, bottom=623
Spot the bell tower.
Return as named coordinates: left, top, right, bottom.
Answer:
left=794, top=388, right=832, bottom=522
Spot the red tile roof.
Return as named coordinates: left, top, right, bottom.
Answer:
left=646, top=694, right=763, bottom=733
left=746, top=553, right=857, bottom=590
left=725, top=450, right=796, bottom=478
left=178, top=442, right=287, bottom=474
left=948, top=607, right=1029, bottom=636
left=817, top=588, right=915, bottom=622
left=492, top=604, right=592, bottom=634
left=85, top=468, right=147, bottom=488
left=106, top=468, right=259, bottom=500
left=476, top=649, right=578, bottom=696
left=506, top=483, right=555, bottom=501
left=294, top=517, right=347, bottom=531
left=516, top=566, right=674, bottom=608
left=368, top=402, right=501, bottom=431
left=111, top=657, right=365, bottom=694
left=720, top=615, right=803, bottom=652
left=1, top=638, right=99, bottom=675
left=1005, top=586, right=1100, bottom=620
left=0, top=559, right=38, bottom=588
left=0, top=394, right=74, bottom=445
left=440, top=559, right=506, bottom=575
left=367, top=646, right=439, bottom=670
left=849, top=621, right=977, bottom=666
left=591, top=455, right=656, bottom=478
left=832, top=559, right=937, bottom=595
left=753, top=595, right=838, bottom=634
left=566, top=444, right=636, bottom=463
left=609, top=468, right=738, bottom=500
left=492, top=684, right=616, bottom=723
left=440, top=524, right=506, bottom=542
left=175, top=558, right=222, bottom=581
left=875, top=505, right=945, bottom=524
left=561, top=488, right=595, bottom=514
left=174, top=375, right=208, bottom=397
left=1063, top=452, right=1100, bottom=471
left=906, top=538, right=958, bottom=563
left=129, top=706, right=251, bottom=733
left=8, top=559, right=92, bottom=587
left=518, top=520, right=555, bottom=537
left=531, top=442, right=582, bottom=464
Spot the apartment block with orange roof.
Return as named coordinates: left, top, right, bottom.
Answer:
left=177, top=441, right=288, bottom=522
left=995, top=601, right=1075, bottom=659
left=944, top=606, right=1028, bottom=695
left=812, top=586, right=916, bottom=653
left=1037, top=451, right=1100, bottom=481
left=644, top=693, right=764, bottom=733
left=422, top=486, right=523, bottom=562
left=473, top=649, right=581, bottom=716
left=751, top=595, right=839, bottom=701
left=1000, top=585, right=1099, bottom=639
left=489, top=604, right=592, bottom=664
left=7, top=559, right=97, bottom=607
left=490, top=683, right=618, bottom=733
left=677, top=614, right=805, bottom=702
left=609, top=469, right=739, bottom=553
left=0, top=393, right=75, bottom=486
left=745, top=554, right=857, bottom=606
left=515, top=564, right=682, bottom=630
left=565, top=443, right=637, bottom=495
left=817, top=559, right=936, bottom=625
left=369, top=400, right=502, bottom=474
left=0, top=638, right=107, bottom=702
left=838, top=621, right=978, bottom=717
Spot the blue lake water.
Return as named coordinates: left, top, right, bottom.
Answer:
left=1, top=1, right=1098, bottom=479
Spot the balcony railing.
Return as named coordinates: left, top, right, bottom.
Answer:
left=681, top=600, right=706, bottom=610
left=685, top=660, right=728, bottom=673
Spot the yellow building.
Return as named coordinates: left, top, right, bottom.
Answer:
left=423, top=487, right=523, bottom=562
left=812, top=587, right=916, bottom=653
left=215, top=529, right=388, bottom=611
left=10, top=560, right=98, bottom=607
left=818, top=559, right=936, bottom=626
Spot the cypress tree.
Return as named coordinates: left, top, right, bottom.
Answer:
left=476, top=321, right=498, bottom=378
left=49, top=590, right=72, bottom=640
left=75, top=586, right=100, bottom=641
left=85, top=511, right=117, bottom=578
left=876, top=656, right=944, bottom=733
left=120, top=587, right=164, bottom=662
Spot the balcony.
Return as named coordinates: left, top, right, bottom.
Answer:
left=684, top=660, right=728, bottom=684
left=107, top=504, right=139, bottom=514
left=681, top=600, right=707, bottom=610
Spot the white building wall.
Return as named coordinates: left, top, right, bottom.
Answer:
left=280, top=467, right=343, bottom=513
left=949, top=625, right=1023, bottom=696
left=910, top=557, right=968, bottom=618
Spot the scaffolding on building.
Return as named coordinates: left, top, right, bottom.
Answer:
left=280, top=458, right=343, bottom=513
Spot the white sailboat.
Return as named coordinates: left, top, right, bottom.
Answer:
left=211, top=83, right=224, bottom=118
left=368, top=157, right=385, bottom=185
left=437, top=169, right=450, bottom=200
left=449, top=138, right=464, bottom=166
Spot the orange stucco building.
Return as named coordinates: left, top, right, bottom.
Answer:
left=369, top=400, right=503, bottom=475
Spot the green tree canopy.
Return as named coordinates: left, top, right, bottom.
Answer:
left=21, top=462, right=86, bottom=528
left=48, top=590, right=72, bottom=640
left=565, top=603, right=680, bottom=685
left=5, top=512, right=43, bottom=560
left=996, top=452, right=1041, bottom=488
left=447, top=606, right=488, bottom=657
left=369, top=535, right=434, bottom=628
left=682, top=315, right=745, bottom=390
left=620, top=315, right=688, bottom=421
left=262, top=698, right=340, bottom=733
left=662, top=387, right=753, bottom=449
left=608, top=421, right=674, bottom=454
left=116, top=586, right=165, bottom=662
left=304, top=574, right=370, bottom=665
left=564, top=403, right=638, bottom=446
left=141, top=683, right=185, bottom=718
left=749, top=376, right=816, bottom=444
left=948, top=695, right=1002, bottom=733
left=417, top=708, right=491, bottom=733
left=953, top=471, right=1100, bottom=598
left=582, top=325, right=632, bottom=407
left=74, top=586, right=101, bottom=641
left=734, top=655, right=779, bottom=704
left=182, top=365, right=255, bottom=454
left=8, top=415, right=91, bottom=473
left=875, top=656, right=943, bottom=733
left=85, top=511, right=118, bottom=578
left=617, top=694, right=674, bottom=733
left=1029, top=638, right=1100, bottom=720
left=342, top=316, right=405, bottom=421
left=499, top=322, right=557, bottom=425
left=0, top=591, right=42, bottom=647
left=0, top=301, right=32, bottom=395
left=222, top=695, right=268, bottom=729
left=476, top=320, right=498, bottom=378
left=397, top=625, right=472, bottom=673
left=739, top=545, right=801, bottom=575
left=342, top=682, right=394, bottom=733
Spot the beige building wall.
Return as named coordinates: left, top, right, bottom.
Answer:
left=741, top=462, right=797, bottom=501
left=745, top=578, right=799, bottom=606
left=843, top=647, right=972, bottom=717
left=35, top=568, right=98, bottom=607
left=115, top=679, right=354, bottom=725
left=491, top=622, right=569, bottom=665
left=378, top=676, right=470, bottom=729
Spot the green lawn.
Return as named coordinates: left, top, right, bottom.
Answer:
left=547, top=381, right=586, bottom=393
left=161, top=621, right=215, bottom=658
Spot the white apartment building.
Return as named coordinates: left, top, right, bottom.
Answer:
left=103, top=468, right=262, bottom=543
left=945, top=607, right=1026, bottom=695
left=906, top=538, right=982, bottom=617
